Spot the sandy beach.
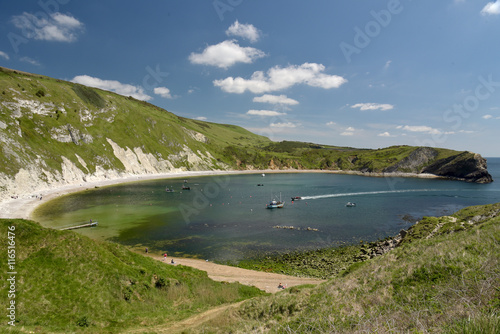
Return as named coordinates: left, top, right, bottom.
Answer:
left=143, top=252, right=326, bottom=294
left=0, top=168, right=439, bottom=220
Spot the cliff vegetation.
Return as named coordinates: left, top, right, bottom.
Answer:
left=0, top=66, right=492, bottom=202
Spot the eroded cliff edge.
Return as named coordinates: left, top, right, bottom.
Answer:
left=0, top=67, right=493, bottom=203
left=383, top=147, right=492, bottom=184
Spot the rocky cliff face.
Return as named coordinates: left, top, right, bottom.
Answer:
left=383, top=147, right=439, bottom=173
left=422, top=152, right=493, bottom=184
left=384, top=147, right=493, bottom=184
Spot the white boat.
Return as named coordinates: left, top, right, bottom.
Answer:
left=262, top=173, right=266, bottom=177
left=346, top=202, right=356, bottom=207
left=266, top=192, right=284, bottom=209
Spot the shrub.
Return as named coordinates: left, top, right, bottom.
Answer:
left=76, top=316, right=90, bottom=327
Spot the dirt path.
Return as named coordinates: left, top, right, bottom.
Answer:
left=128, top=301, right=245, bottom=334
left=127, top=253, right=325, bottom=333
left=144, top=253, right=326, bottom=293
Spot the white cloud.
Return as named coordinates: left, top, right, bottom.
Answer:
left=270, top=122, right=297, bottom=128
left=481, top=1, right=500, bottom=15
left=214, top=63, right=347, bottom=94
left=378, top=131, right=395, bottom=137
left=384, top=60, right=392, bottom=70
left=195, top=116, right=207, bottom=121
left=482, top=114, right=500, bottom=120
left=154, top=87, right=173, bottom=99
left=351, top=103, right=394, bottom=111
left=71, top=75, right=152, bottom=101
left=11, top=12, right=83, bottom=42
left=0, top=51, right=9, bottom=60
left=253, top=94, right=299, bottom=106
left=226, top=20, right=260, bottom=43
left=189, top=40, right=265, bottom=69
left=397, top=125, right=441, bottom=135
left=247, top=109, right=287, bottom=116
left=20, top=57, right=40, bottom=66
left=341, top=126, right=355, bottom=136
left=326, top=121, right=336, bottom=126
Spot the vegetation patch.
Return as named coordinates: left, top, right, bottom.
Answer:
left=0, top=219, right=265, bottom=333
left=71, top=84, right=106, bottom=109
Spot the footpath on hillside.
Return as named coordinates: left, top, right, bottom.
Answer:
left=143, top=253, right=326, bottom=294
left=127, top=253, right=326, bottom=333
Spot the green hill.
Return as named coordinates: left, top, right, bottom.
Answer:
left=0, top=66, right=270, bottom=201
left=0, top=218, right=266, bottom=333
left=0, top=66, right=493, bottom=203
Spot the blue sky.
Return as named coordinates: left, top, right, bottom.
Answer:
left=1, top=0, right=499, bottom=157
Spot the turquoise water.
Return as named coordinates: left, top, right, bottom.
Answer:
left=34, top=158, right=500, bottom=261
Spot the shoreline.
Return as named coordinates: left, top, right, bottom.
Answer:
left=0, top=169, right=440, bottom=220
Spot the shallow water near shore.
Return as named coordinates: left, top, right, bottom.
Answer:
left=34, top=158, right=500, bottom=261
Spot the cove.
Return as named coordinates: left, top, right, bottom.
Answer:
left=33, top=159, right=500, bottom=262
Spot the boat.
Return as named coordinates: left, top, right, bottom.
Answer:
left=257, top=184, right=264, bottom=186
left=346, top=202, right=356, bottom=207
left=165, top=186, right=175, bottom=192
left=291, top=196, right=302, bottom=201
left=182, top=185, right=191, bottom=190
left=262, top=173, right=265, bottom=177
left=266, top=193, right=284, bottom=209
left=267, top=199, right=284, bottom=209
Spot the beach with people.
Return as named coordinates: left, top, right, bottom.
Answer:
left=0, top=168, right=440, bottom=220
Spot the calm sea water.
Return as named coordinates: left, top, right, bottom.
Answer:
left=34, top=158, right=500, bottom=261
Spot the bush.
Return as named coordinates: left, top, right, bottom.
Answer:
left=76, top=316, right=90, bottom=327
left=35, top=89, right=45, bottom=97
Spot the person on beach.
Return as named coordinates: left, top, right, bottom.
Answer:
left=163, top=253, right=167, bottom=261
left=171, top=259, right=175, bottom=264
left=145, top=247, right=148, bottom=253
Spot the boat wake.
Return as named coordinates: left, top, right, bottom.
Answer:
left=300, top=189, right=458, bottom=200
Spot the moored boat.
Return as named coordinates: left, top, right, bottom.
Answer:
left=267, top=199, right=284, bottom=209
left=266, top=192, right=284, bottom=209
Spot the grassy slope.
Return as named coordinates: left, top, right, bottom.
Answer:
left=223, top=140, right=463, bottom=172
left=0, top=219, right=266, bottom=333
left=0, top=66, right=270, bottom=179
left=0, top=66, right=478, bottom=185
left=190, top=203, right=500, bottom=333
